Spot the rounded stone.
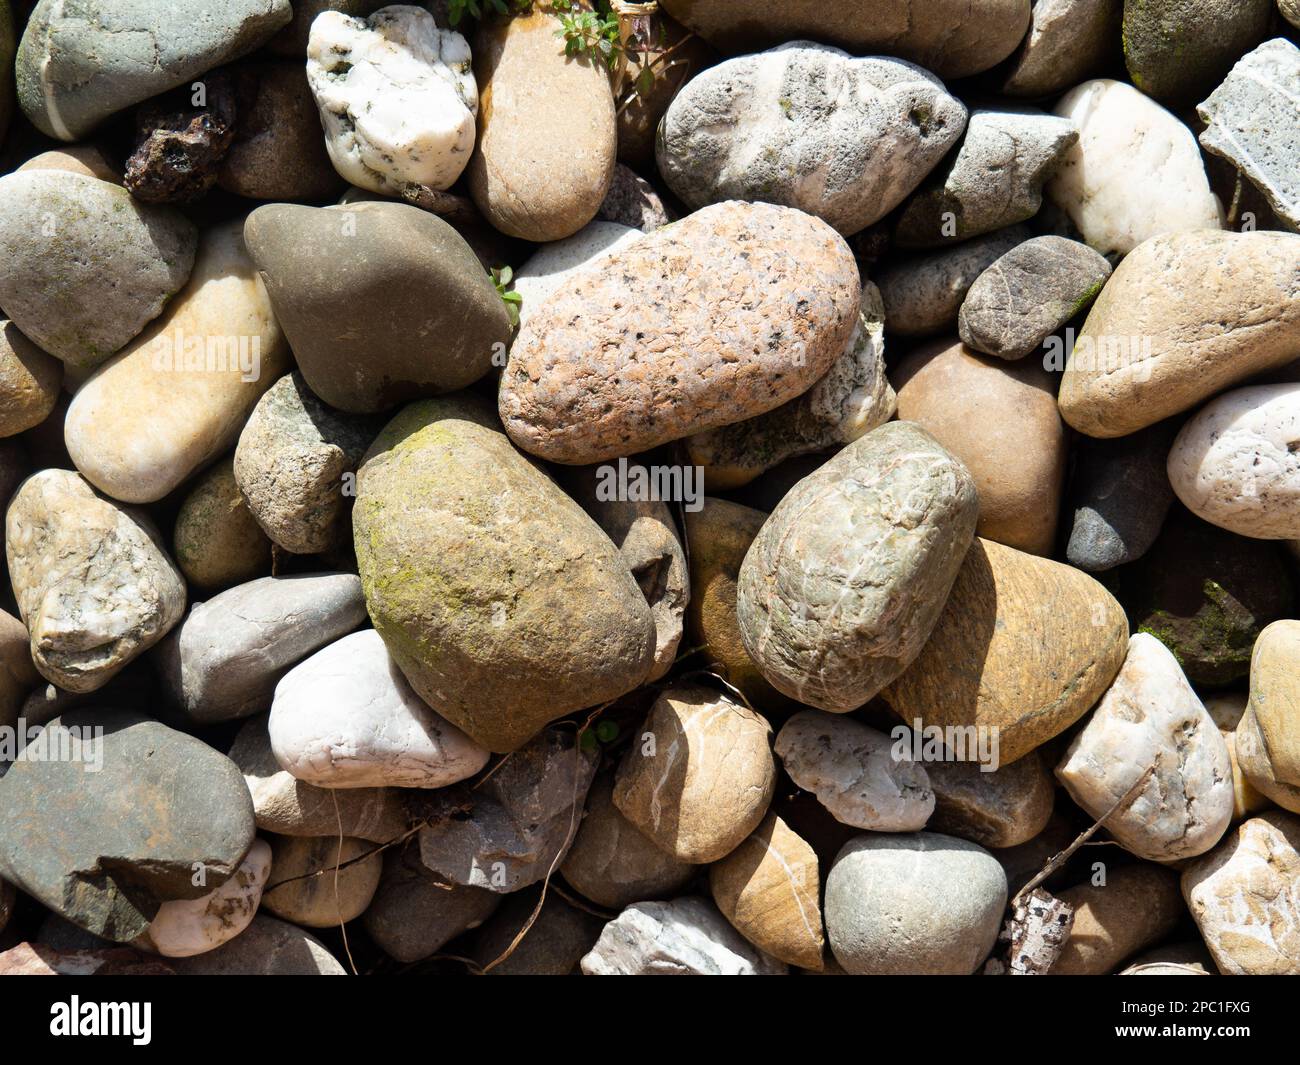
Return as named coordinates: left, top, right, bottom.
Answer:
left=894, top=340, right=1067, bottom=556
left=270, top=629, right=490, bottom=789
left=825, top=832, right=1007, bottom=975
left=472, top=888, right=605, bottom=976
left=17, top=144, right=122, bottom=182
left=613, top=685, right=776, bottom=864
left=353, top=395, right=655, bottom=753
left=261, top=834, right=381, bottom=929
left=737, top=421, right=979, bottom=712
left=0, top=608, right=37, bottom=732
left=6, top=469, right=186, bottom=693
left=510, top=221, right=642, bottom=329
left=1050, top=864, right=1186, bottom=975
left=0, top=171, right=196, bottom=368
left=467, top=8, right=615, bottom=241
left=169, top=913, right=344, bottom=975
left=500, top=200, right=860, bottom=465
left=1235, top=621, right=1300, bottom=813
left=1002, top=0, right=1122, bottom=98
left=0, top=320, right=60, bottom=437
left=925, top=752, right=1055, bottom=850
left=172, top=456, right=273, bottom=593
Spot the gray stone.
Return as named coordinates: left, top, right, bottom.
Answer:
left=15, top=0, right=291, bottom=140
left=0, top=171, right=196, bottom=368
left=925, top=752, right=1056, bottom=849
left=658, top=43, right=966, bottom=235
left=959, top=236, right=1112, bottom=360
left=597, top=164, right=671, bottom=232
left=7, top=469, right=186, bottom=693
left=0, top=709, right=255, bottom=942
left=169, top=914, right=345, bottom=975
left=580, top=897, right=787, bottom=976
left=736, top=421, right=979, bottom=712
left=261, top=833, right=381, bottom=928
left=1198, top=38, right=1300, bottom=233
left=774, top=710, right=934, bottom=831
left=473, top=888, right=605, bottom=976
left=234, top=372, right=381, bottom=554
left=895, top=109, right=1077, bottom=248
left=1066, top=423, right=1176, bottom=572
left=20, top=668, right=152, bottom=730
left=1002, top=0, right=1122, bottom=98
left=825, top=832, right=1007, bottom=975
left=244, top=201, right=512, bottom=414
left=154, top=573, right=367, bottom=725
left=876, top=225, right=1031, bottom=337
left=417, top=724, right=598, bottom=894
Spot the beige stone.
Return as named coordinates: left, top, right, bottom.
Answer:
left=17, top=144, right=121, bottom=182
left=172, top=457, right=272, bottom=593
left=1182, top=811, right=1300, bottom=975
left=261, top=834, right=381, bottom=928
left=0, top=608, right=37, bottom=731
left=65, top=220, right=289, bottom=504
left=467, top=9, right=615, bottom=241
left=1058, top=230, right=1300, bottom=438
left=0, top=320, right=60, bottom=436
left=1205, top=694, right=1273, bottom=821
left=709, top=814, right=824, bottom=970
left=885, top=538, right=1128, bottom=765
left=613, top=685, right=776, bottom=864
left=894, top=340, right=1066, bottom=555
left=1050, top=864, right=1185, bottom=975
left=1235, top=621, right=1300, bottom=814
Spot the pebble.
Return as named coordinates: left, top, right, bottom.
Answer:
left=1056, top=633, right=1235, bottom=862
left=510, top=221, right=642, bottom=329
left=234, top=372, right=381, bottom=554
left=0, top=170, right=196, bottom=368
left=825, top=832, right=1007, bottom=975
left=15, top=0, right=291, bottom=140
left=613, top=685, right=776, bottom=864
left=1207, top=693, right=1272, bottom=822
left=466, top=8, right=615, bottom=241
left=1059, top=231, right=1300, bottom=437
left=1050, top=865, right=1185, bottom=975
left=65, top=220, right=290, bottom=503
left=0, top=320, right=60, bottom=436
left=885, top=539, right=1129, bottom=765
left=657, top=0, right=1030, bottom=80
left=1182, top=812, right=1300, bottom=975
left=306, top=7, right=477, bottom=197
left=500, top=200, right=860, bottom=464
left=229, top=713, right=409, bottom=843
left=774, top=710, right=934, bottom=832
left=1120, top=944, right=1216, bottom=976
left=169, top=914, right=344, bottom=975
left=597, top=164, right=672, bottom=231
left=123, top=72, right=237, bottom=204
left=353, top=396, right=655, bottom=753
left=894, top=339, right=1067, bottom=556
left=417, top=724, right=597, bottom=893
left=1286, top=0, right=1300, bottom=27
left=658, top=44, right=966, bottom=236
left=1235, top=621, right=1300, bottom=814
left=1046, top=79, right=1221, bottom=257
left=270, top=629, right=490, bottom=789
left=876, top=225, right=1031, bottom=337
left=472, top=889, right=605, bottom=976
left=1065, top=423, right=1176, bottom=572
left=925, top=753, right=1055, bottom=849
left=710, top=814, right=824, bottom=970
left=560, top=774, right=695, bottom=910
left=1168, top=384, right=1300, bottom=540
left=245, top=201, right=511, bottom=414
left=1002, top=0, right=1121, bottom=98
left=6, top=469, right=186, bottom=692
left=154, top=572, right=367, bottom=724
left=737, top=421, right=978, bottom=712
left=686, top=283, right=894, bottom=491
left=0, top=709, right=254, bottom=942
left=0, top=607, right=37, bottom=731
left=895, top=108, right=1077, bottom=247
left=580, top=897, right=787, bottom=976
left=958, top=236, right=1112, bottom=360
left=261, top=834, right=381, bottom=929
left=172, top=457, right=273, bottom=593
left=137, top=839, right=271, bottom=958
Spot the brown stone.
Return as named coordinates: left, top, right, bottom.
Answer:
left=1050, top=864, right=1185, bottom=974
left=172, top=457, right=273, bottom=593
left=0, top=320, right=61, bottom=436
left=926, top=752, right=1055, bottom=849
left=261, top=834, right=382, bottom=928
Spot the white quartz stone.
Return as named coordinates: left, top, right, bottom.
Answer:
left=307, top=6, right=478, bottom=195
left=270, top=629, right=490, bottom=788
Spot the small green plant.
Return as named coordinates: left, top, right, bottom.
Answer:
left=552, top=0, right=622, bottom=70
left=490, top=265, right=523, bottom=329
left=579, top=718, right=620, bottom=752
left=447, top=0, right=532, bottom=27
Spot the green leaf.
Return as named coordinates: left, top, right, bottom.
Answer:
left=579, top=730, right=598, bottom=752
left=595, top=720, right=619, bottom=743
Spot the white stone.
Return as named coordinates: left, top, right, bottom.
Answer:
left=1168, top=383, right=1300, bottom=540
left=1056, top=633, right=1234, bottom=862
left=512, top=221, right=642, bottom=328
left=139, top=839, right=272, bottom=958
left=774, top=710, right=933, bottom=831
left=270, top=629, right=489, bottom=789
left=580, top=897, right=787, bottom=976
left=1047, top=79, right=1222, bottom=256
left=307, top=6, right=477, bottom=196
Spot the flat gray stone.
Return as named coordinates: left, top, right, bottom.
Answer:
left=169, top=914, right=344, bottom=975
left=1002, top=0, right=1121, bottom=98
left=473, top=888, right=605, bottom=976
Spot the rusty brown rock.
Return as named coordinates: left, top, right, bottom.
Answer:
left=124, top=72, right=238, bottom=203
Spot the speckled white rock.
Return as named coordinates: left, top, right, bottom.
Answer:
left=1181, top=811, right=1300, bottom=975
left=306, top=6, right=476, bottom=196
left=580, top=897, right=787, bottom=976
left=6, top=469, right=186, bottom=693
left=1168, top=384, right=1300, bottom=540
left=270, top=629, right=489, bottom=789
left=1047, top=79, right=1221, bottom=256
left=511, top=221, right=642, bottom=329
left=137, top=839, right=271, bottom=958
left=1056, top=633, right=1234, bottom=862
left=774, top=710, right=933, bottom=831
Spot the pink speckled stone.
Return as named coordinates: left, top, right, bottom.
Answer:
left=499, top=200, right=861, bottom=464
